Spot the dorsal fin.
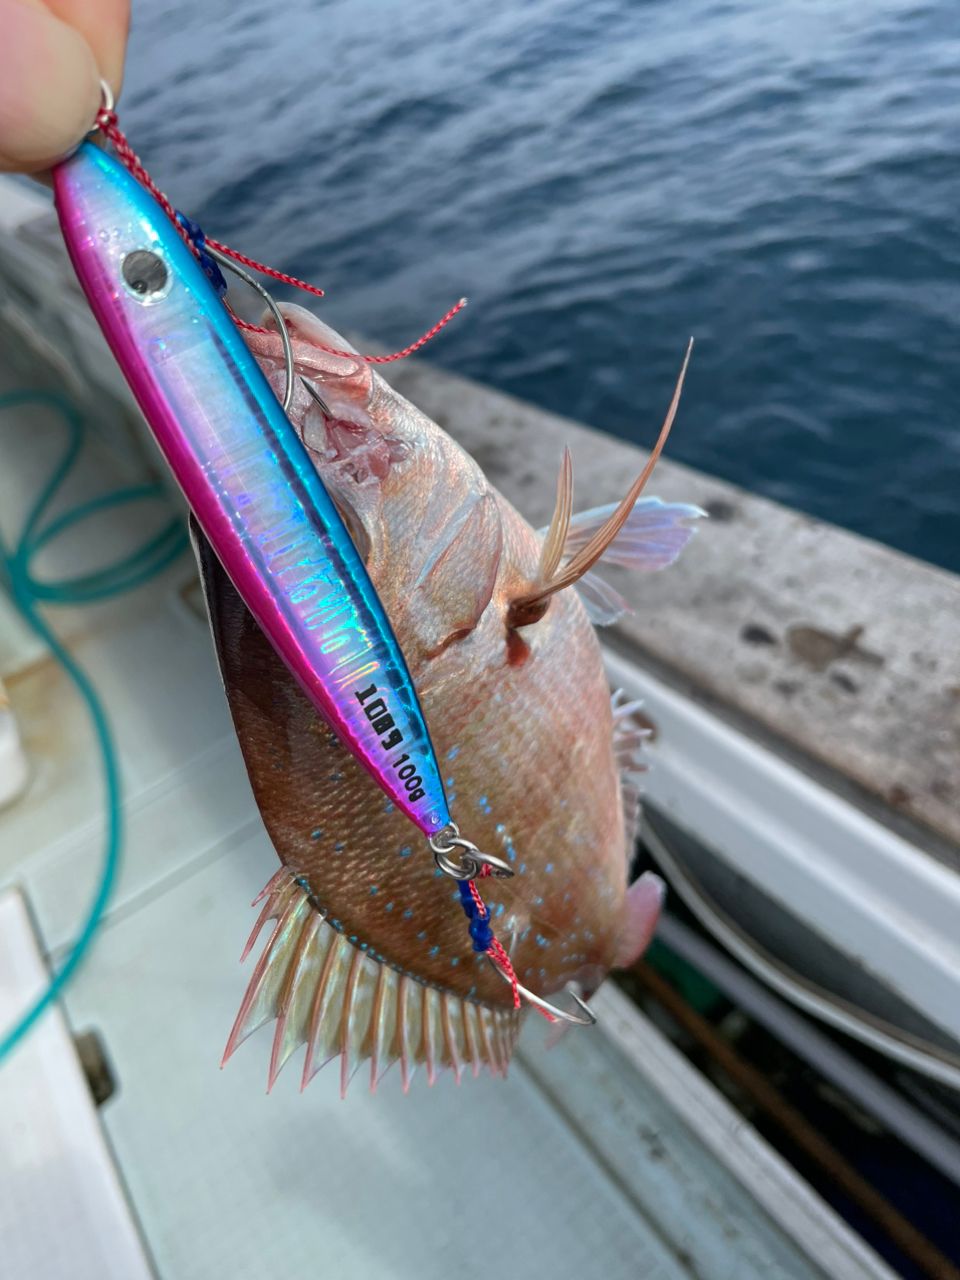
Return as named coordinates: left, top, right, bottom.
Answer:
left=222, top=871, right=522, bottom=1097
left=509, top=340, right=694, bottom=628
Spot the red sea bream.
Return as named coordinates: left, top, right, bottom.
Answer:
left=199, top=303, right=702, bottom=1095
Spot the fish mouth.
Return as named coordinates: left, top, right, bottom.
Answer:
left=222, top=869, right=522, bottom=1098
left=243, top=301, right=375, bottom=414
left=243, top=312, right=409, bottom=489
left=298, top=382, right=409, bottom=485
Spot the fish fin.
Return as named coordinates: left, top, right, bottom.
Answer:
left=537, top=494, right=705, bottom=627
left=563, top=496, right=706, bottom=571
left=224, top=870, right=521, bottom=1096
left=398, top=490, right=503, bottom=657
left=574, top=571, right=632, bottom=627
left=543, top=494, right=705, bottom=626
left=611, top=688, right=652, bottom=858
left=613, top=872, right=666, bottom=968
left=511, top=341, right=693, bottom=627
left=538, top=447, right=574, bottom=583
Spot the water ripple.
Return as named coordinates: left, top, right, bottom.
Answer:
left=124, top=0, right=960, bottom=570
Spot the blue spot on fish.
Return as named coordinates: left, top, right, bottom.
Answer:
left=385, top=902, right=394, bottom=912
left=429, top=945, right=440, bottom=957
left=399, top=845, right=412, bottom=859
left=335, top=841, right=345, bottom=852
left=545, top=862, right=554, bottom=874
left=417, top=930, right=427, bottom=941
left=369, top=885, right=378, bottom=896
left=311, top=828, right=323, bottom=840
left=447, top=746, right=460, bottom=761
left=403, top=908, right=414, bottom=920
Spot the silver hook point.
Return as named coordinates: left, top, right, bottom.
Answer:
left=486, top=959, right=597, bottom=1026
left=301, top=378, right=332, bottom=417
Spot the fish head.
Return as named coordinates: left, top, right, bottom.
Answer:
left=246, top=303, right=508, bottom=664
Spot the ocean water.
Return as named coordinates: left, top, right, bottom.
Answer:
left=123, top=0, right=960, bottom=571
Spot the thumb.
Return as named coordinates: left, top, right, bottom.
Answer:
left=0, top=1, right=103, bottom=173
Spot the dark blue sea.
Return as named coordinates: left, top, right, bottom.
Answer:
left=123, top=0, right=960, bottom=571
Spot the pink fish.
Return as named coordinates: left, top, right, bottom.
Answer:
left=197, top=304, right=702, bottom=1095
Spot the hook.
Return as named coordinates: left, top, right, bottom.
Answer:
left=486, top=957, right=597, bottom=1026
left=428, top=821, right=514, bottom=881
left=204, top=242, right=295, bottom=413
left=300, top=377, right=332, bottom=418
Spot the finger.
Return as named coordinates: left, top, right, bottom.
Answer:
left=0, top=0, right=101, bottom=173
left=45, top=0, right=131, bottom=99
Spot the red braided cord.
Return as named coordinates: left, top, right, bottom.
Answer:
left=469, top=874, right=524, bottom=1013
left=204, top=236, right=325, bottom=299
left=96, top=110, right=190, bottom=246
left=94, top=111, right=464, bottom=365
left=232, top=299, right=467, bottom=366
left=364, top=298, right=468, bottom=365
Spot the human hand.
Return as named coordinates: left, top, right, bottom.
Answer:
left=0, top=0, right=129, bottom=173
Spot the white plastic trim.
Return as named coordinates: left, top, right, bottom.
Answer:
left=605, top=649, right=960, bottom=1042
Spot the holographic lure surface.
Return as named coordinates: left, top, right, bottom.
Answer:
left=53, top=141, right=449, bottom=836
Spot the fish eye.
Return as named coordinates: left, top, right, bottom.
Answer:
left=121, top=249, right=169, bottom=301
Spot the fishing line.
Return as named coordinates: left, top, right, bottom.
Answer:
left=0, top=391, right=187, bottom=1063
left=94, top=106, right=467, bottom=365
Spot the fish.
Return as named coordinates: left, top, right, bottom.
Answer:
left=197, top=302, right=704, bottom=1095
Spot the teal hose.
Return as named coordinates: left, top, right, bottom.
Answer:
left=0, top=391, right=187, bottom=1062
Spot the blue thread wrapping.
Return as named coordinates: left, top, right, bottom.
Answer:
left=175, top=211, right=228, bottom=297
left=458, top=880, right=493, bottom=952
